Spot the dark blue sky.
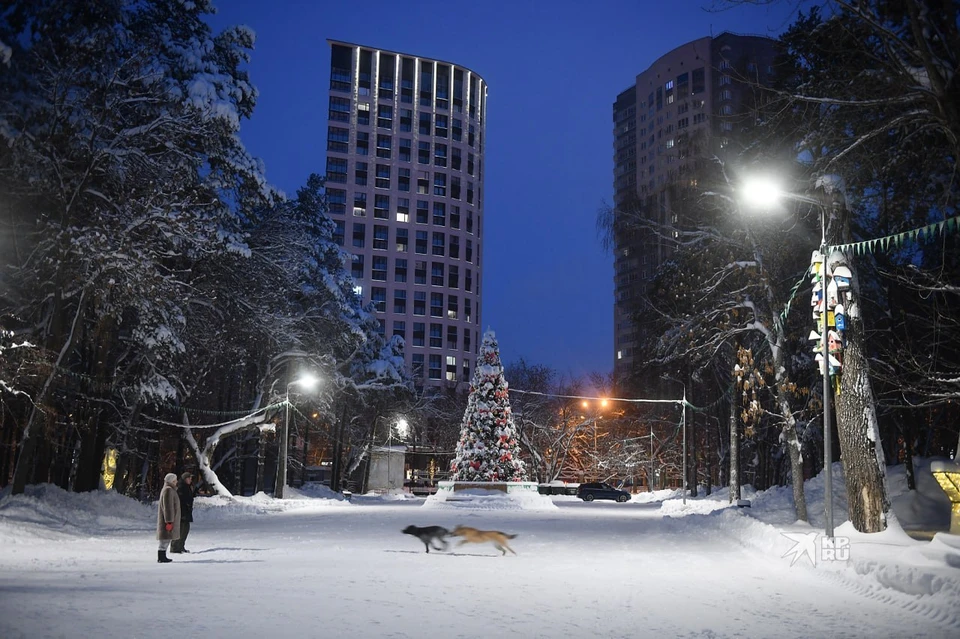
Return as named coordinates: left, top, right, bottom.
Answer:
left=207, top=0, right=803, bottom=379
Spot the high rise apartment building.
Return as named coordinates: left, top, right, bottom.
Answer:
left=324, top=41, right=486, bottom=388
left=612, top=33, right=776, bottom=382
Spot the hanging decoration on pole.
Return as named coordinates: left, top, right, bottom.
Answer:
left=809, top=250, right=857, bottom=394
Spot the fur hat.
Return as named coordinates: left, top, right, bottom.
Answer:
left=181, top=471, right=193, bottom=481
left=164, top=473, right=178, bottom=485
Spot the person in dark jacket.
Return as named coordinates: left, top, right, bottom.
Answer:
left=156, top=472, right=181, bottom=563
left=171, top=471, right=196, bottom=553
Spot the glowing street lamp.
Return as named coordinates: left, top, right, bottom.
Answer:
left=276, top=373, right=320, bottom=499
left=739, top=176, right=834, bottom=538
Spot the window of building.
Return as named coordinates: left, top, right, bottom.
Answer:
left=398, top=167, right=410, bottom=192
left=414, top=262, right=426, bottom=286
left=452, top=147, right=462, bottom=171
left=353, top=191, right=367, bottom=216
left=415, top=230, right=428, bottom=254
left=720, top=89, right=733, bottom=101
left=351, top=254, right=364, bottom=279
left=428, top=354, right=442, bottom=379
left=465, top=268, right=472, bottom=292
left=327, top=126, right=349, bottom=153
left=720, top=75, right=732, bottom=86
left=431, top=262, right=444, bottom=286
left=413, top=323, right=425, bottom=347
left=417, top=173, right=430, bottom=196
left=394, top=258, right=408, bottom=284
left=419, top=112, right=431, bottom=135
left=327, top=188, right=346, bottom=215
left=445, top=354, right=457, bottom=381
left=333, top=219, right=344, bottom=245
left=468, top=124, right=475, bottom=147
left=354, top=161, right=368, bottom=185
left=450, top=176, right=461, bottom=200
left=452, top=118, right=462, bottom=142
left=447, top=295, right=458, bottom=320
left=375, top=165, right=390, bottom=190
left=434, top=173, right=446, bottom=197
left=466, top=181, right=473, bottom=204
left=449, top=235, right=460, bottom=259
left=352, top=222, right=365, bottom=248
left=463, top=326, right=471, bottom=351
left=326, top=157, right=347, bottom=183
left=433, top=202, right=446, bottom=226
left=373, top=225, right=388, bottom=251
left=418, top=141, right=430, bottom=164
left=371, top=287, right=386, bottom=312
left=434, top=143, right=447, bottom=167
left=432, top=231, right=445, bottom=256
left=396, top=198, right=410, bottom=223
left=462, top=357, right=470, bottom=380
left=435, top=114, right=448, bottom=138
left=467, top=153, right=474, bottom=175
left=329, top=96, right=350, bottom=122
left=395, top=227, right=408, bottom=252
left=414, top=290, right=426, bottom=315
left=377, top=104, right=393, bottom=129
left=450, top=206, right=461, bottom=229
left=412, top=354, right=424, bottom=378
left=430, top=292, right=443, bottom=317
left=429, top=323, right=443, bottom=348
left=374, top=194, right=389, bottom=219
left=399, top=138, right=412, bottom=163
left=393, top=320, right=405, bottom=339
left=394, top=289, right=407, bottom=313
left=357, top=102, right=370, bottom=126
left=692, top=67, right=705, bottom=93
left=376, top=134, right=392, bottom=159
left=416, top=200, right=429, bottom=224
left=400, top=108, right=413, bottom=132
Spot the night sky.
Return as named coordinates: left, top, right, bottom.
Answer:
left=207, top=0, right=804, bottom=379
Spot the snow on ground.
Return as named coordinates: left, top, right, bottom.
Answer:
left=1, top=461, right=959, bottom=639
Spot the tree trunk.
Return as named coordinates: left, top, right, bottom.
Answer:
left=256, top=433, right=266, bottom=494
left=823, top=192, right=889, bottom=533
left=902, top=418, right=916, bottom=491
left=729, top=389, right=740, bottom=503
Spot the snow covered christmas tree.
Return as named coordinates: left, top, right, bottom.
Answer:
left=450, top=330, right=527, bottom=482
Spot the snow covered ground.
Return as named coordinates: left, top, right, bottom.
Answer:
left=1, top=460, right=958, bottom=639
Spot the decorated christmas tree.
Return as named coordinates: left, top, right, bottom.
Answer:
left=450, top=330, right=527, bottom=482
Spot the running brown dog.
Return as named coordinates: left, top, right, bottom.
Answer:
left=450, top=525, right=518, bottom=556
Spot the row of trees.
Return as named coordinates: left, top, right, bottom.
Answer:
left=0, top=0, right=410, bottom=498
left=601, top=0, right=960, bottom=532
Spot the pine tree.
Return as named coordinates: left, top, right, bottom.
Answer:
left=450, top=331, right=527, bottom=482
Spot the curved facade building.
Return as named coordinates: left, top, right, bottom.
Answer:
left=611, top=33, right=776, bottom=383
left=325, top=40, right=485, bottom=388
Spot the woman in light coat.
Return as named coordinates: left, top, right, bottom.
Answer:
left=156, top=472, right=181, bottom=563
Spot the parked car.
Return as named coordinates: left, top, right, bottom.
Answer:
left=576, top=482, right=631, bottom=503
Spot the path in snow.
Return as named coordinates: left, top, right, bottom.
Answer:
left=0, top=497, right=955, bottom=638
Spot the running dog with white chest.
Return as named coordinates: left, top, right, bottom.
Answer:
left=450, top=525, right=518, bottom=556
left=402, top=525, right=451, bottom=553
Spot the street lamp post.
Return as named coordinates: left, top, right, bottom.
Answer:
left=277, top=373, right=320, bottom=499
left=740, top=177, right=834, bottom=537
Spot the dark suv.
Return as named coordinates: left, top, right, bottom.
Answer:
left=576, top=482, right=631, bottom=503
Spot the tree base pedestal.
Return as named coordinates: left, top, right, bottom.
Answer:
left=436, top=481, right=540, bottom=496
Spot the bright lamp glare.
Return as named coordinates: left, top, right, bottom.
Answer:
left=741, top=178, right=783, bottom=208
left=292, top=373, right=320, bottom=390
left=395, top=418, right=409, bottom=438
